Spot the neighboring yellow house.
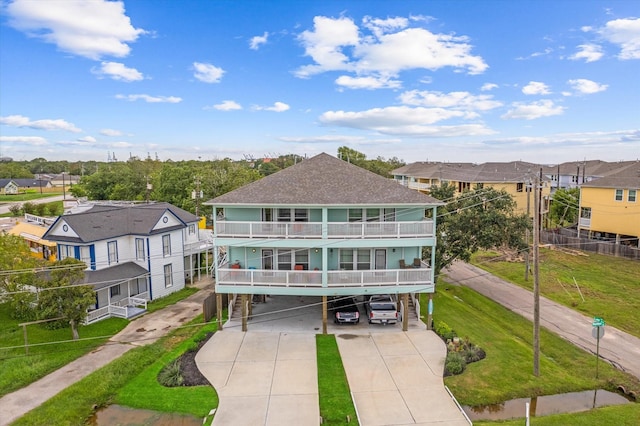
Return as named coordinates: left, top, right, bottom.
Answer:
left=8, top=221, right=57, bottom=261
left=578, top=163, right=640, bottom=247
left=392, top=161, right=550, bottom=214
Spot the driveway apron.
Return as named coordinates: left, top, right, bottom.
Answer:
left=336, top=331, right=470, bottom=426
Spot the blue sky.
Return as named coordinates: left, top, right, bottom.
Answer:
left=1, top=0, right=638, bottom=164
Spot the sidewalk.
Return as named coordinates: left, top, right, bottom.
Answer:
left=445, top=261, right=640, bottom=381
left=0, top=279, right=214, bottom=426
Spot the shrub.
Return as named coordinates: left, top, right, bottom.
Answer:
left=22, top=202, right=36, bottom=215
left=435, top=321, right=456, bottom=341
left=158, top=359, right=183, bottom=387
left=445, top=352, right=466, bottom=376
left=8, top=204, right=22, bottom=216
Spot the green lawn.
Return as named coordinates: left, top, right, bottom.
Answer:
left=12, top=317, right=218, bottom=426
left=426, top=283, right=640, bottom=424
left=470, top=249, right=640, bottom=338
left=0, top=303, right=128, bottom=397
left=316, top=334, right=358, bottom=425
left=0, top=193, right=62, bottom=202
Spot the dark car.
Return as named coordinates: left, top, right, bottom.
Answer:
left=330, top=297, right=360, bottom=324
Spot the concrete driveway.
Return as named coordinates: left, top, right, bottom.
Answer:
left=197, top=295, right=470, bottom=426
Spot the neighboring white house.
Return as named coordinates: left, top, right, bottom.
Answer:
left=43, top=202, right=212, bottom=323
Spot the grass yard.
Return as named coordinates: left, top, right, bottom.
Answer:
left=12, top=316, right=219, bottom=426
left=316, top=334, right=358, bottom=425
left=146, top=287, right=199, bottom=314
left=0, top=303, right=128, bottom=397
left=471, top=248, right=640, bottom=338
left=426, top=283, right=640, bottom=424
left=0, top=193, right=62, bottom=202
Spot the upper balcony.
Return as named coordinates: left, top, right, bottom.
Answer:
left=408, top=181, right=432, bottom=191
left=215, top=220, right=434, bottom=239
left=579, top=217, right=591, bottom=228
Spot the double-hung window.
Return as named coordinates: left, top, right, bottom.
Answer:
left=164, top=264, right=173, bottom=288
left=136, top=238, right=145, bottom=261
left=188, top=224, right=196, bottom=235
left=629, top=189, right=637, bottom=202
left=339, top=249, right=371, bottom=270
left=615, top=189, right=623, bottom=201
left=80, top=246, right=91, bottom=265
left=162, top=235, right=171, bottom=257
left=107, top=241, right=118, bottom=264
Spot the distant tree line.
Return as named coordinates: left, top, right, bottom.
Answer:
left=0, top=148, right=405, bottom=216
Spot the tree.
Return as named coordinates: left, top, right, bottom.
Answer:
left=0, top=234, right=41, bottom=320
left=37, top=258, right=94, bottom=340
left=548, top=188, right=579, bottom=227
left=425, top=184, right=530, bottom=282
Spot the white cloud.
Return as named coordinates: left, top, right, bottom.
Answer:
left=480, top=83, right=498, bottom=91
left=335, top=75, right=401, bottom=90
left=253, top=102, right=290, bottom=112
left=319, top=106, right=495, bottom=137
left=6, top=0, right=145, bottom=60
left=279, top=135, right=399, bottom=145
left=193, top=62, right=225, bottom=83
left=77, top=136, right=97, bottom=143
left=92, top=61, right=144, bottom=81
left=522, top=81, right=551, bottom=95
left=109, top=141, right=134, bottom=148
left=399, top=90, right=502, bottom=111
left=0, top=136, right=47, bottom=145
left=482, top=129, right=640, bottom=148
left=0, top=114, right=81, bottom=132
left=295, top=15, right=487, bottom=85
left=100, top=128, right=123, bottom=136
left=501, top=100, right=565, bottom=120
left=115, top=94, right=182, bottom=103
left=569, top=44, right=604, bottom=62
left=600, top=17, right=640, bottom=59
left=567, top=79, right=608, bottom=94
left=249, top=32, right=268, bottom=50
left=208, top=100, right=242, bottom=111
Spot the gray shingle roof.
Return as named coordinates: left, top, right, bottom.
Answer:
left=84, top=262, right=149, bottom=290
left=207, top=153, right=441, bottom=206
left=580, top=161, right=640, bottom=188
left=392, top=161, right=539, bottom=183
left=44, top=202, right=198, bottom=243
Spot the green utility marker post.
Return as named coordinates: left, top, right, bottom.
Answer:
left=592, top=317, right=605, bottom=378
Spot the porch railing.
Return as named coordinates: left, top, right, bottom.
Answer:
left=216, top=220, right=434, bottom=239
left=216, top=263, right=433, bottom=289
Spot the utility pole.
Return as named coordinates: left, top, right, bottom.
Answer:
left=145, top=176, right=152, bottom=203
left=533, top=168, right=542, bottom=376
left=525, top=178, right=531, bottom=281
left=192, top=176, right=202, bottom=217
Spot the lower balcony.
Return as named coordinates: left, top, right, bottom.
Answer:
left=215, top=263, right=433, bottom=293
left=84, top=294, right=149, bottom=324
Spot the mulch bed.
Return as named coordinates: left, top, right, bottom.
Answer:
left=175, top=332, right=214, bottom=386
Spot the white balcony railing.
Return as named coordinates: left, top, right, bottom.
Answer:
left=579, top=217, right=591, bottom=228
left=216, top=264, right=433, bottom=289
left=216, top=220, right=434, bottom=239
left=408, top=181, right=432, bottom=191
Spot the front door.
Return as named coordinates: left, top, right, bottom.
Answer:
left=375, top=249, right=386, bottom=270
left=262, top=249, right=273, bottom=270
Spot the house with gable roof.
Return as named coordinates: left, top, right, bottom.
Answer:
left=205, top=153, right=442, bottom=330
left=43, top=202, right=212, bottom=323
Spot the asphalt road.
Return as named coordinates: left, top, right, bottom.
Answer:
left=0, top=195, right=66, bottom=215
left=445, top=261, right=640, bottom=381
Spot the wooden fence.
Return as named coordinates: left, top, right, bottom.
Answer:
left=541, top=229, right=640, bottom=260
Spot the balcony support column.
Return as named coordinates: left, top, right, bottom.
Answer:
left=322, top=296, right=327, bottom=335
left=241, top=294, right=248, bottom=332
left=216, top=292, right=223, bottom=331
left=402, top=293, right=409, bottom=331
left=427, top=293, right=433, bottom=330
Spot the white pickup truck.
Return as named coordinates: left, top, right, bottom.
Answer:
left=365, top=295, right=398, bottom=324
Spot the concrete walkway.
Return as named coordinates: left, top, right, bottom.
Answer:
left=0, top=279, right=214, bottom=426
left=445, top=261, right=640, bottom=380
left=196, top=295, right=469, bottom=426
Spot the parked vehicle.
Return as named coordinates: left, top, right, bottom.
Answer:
left=330, top=296, right=360, bottom=324
left=365, top=294, right=398, bottom=324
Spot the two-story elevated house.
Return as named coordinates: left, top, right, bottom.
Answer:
left=206, top=153, right=442, bottom=331
left=43, top=202, right=212, bottom=323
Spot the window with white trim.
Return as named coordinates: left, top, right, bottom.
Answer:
left=629, top=189, right=637, bottom=202
left=615, top=189, right=623, bottom=201
left=580, top=207, right=591, bottom=219
left=162, top=234, right=171, bottom=256
left=107, top=241, right=118, bottom=264
left=188, top=224, right=196, bottom=235
left=164, top=264, right=173, bottom=288
left=339, top=249, right=371, bottom=270
left=136, top=238, right=145, bottom=261
left=110, top=285, right=121, bottom=297
left=79, top=246, right=91, bottom=265
left=277, top=249, right=292, bottom=270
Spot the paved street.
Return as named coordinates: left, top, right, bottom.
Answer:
left=0, top=195, right=65, bottom=215
left=445, top=261, right=640, bottom=381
